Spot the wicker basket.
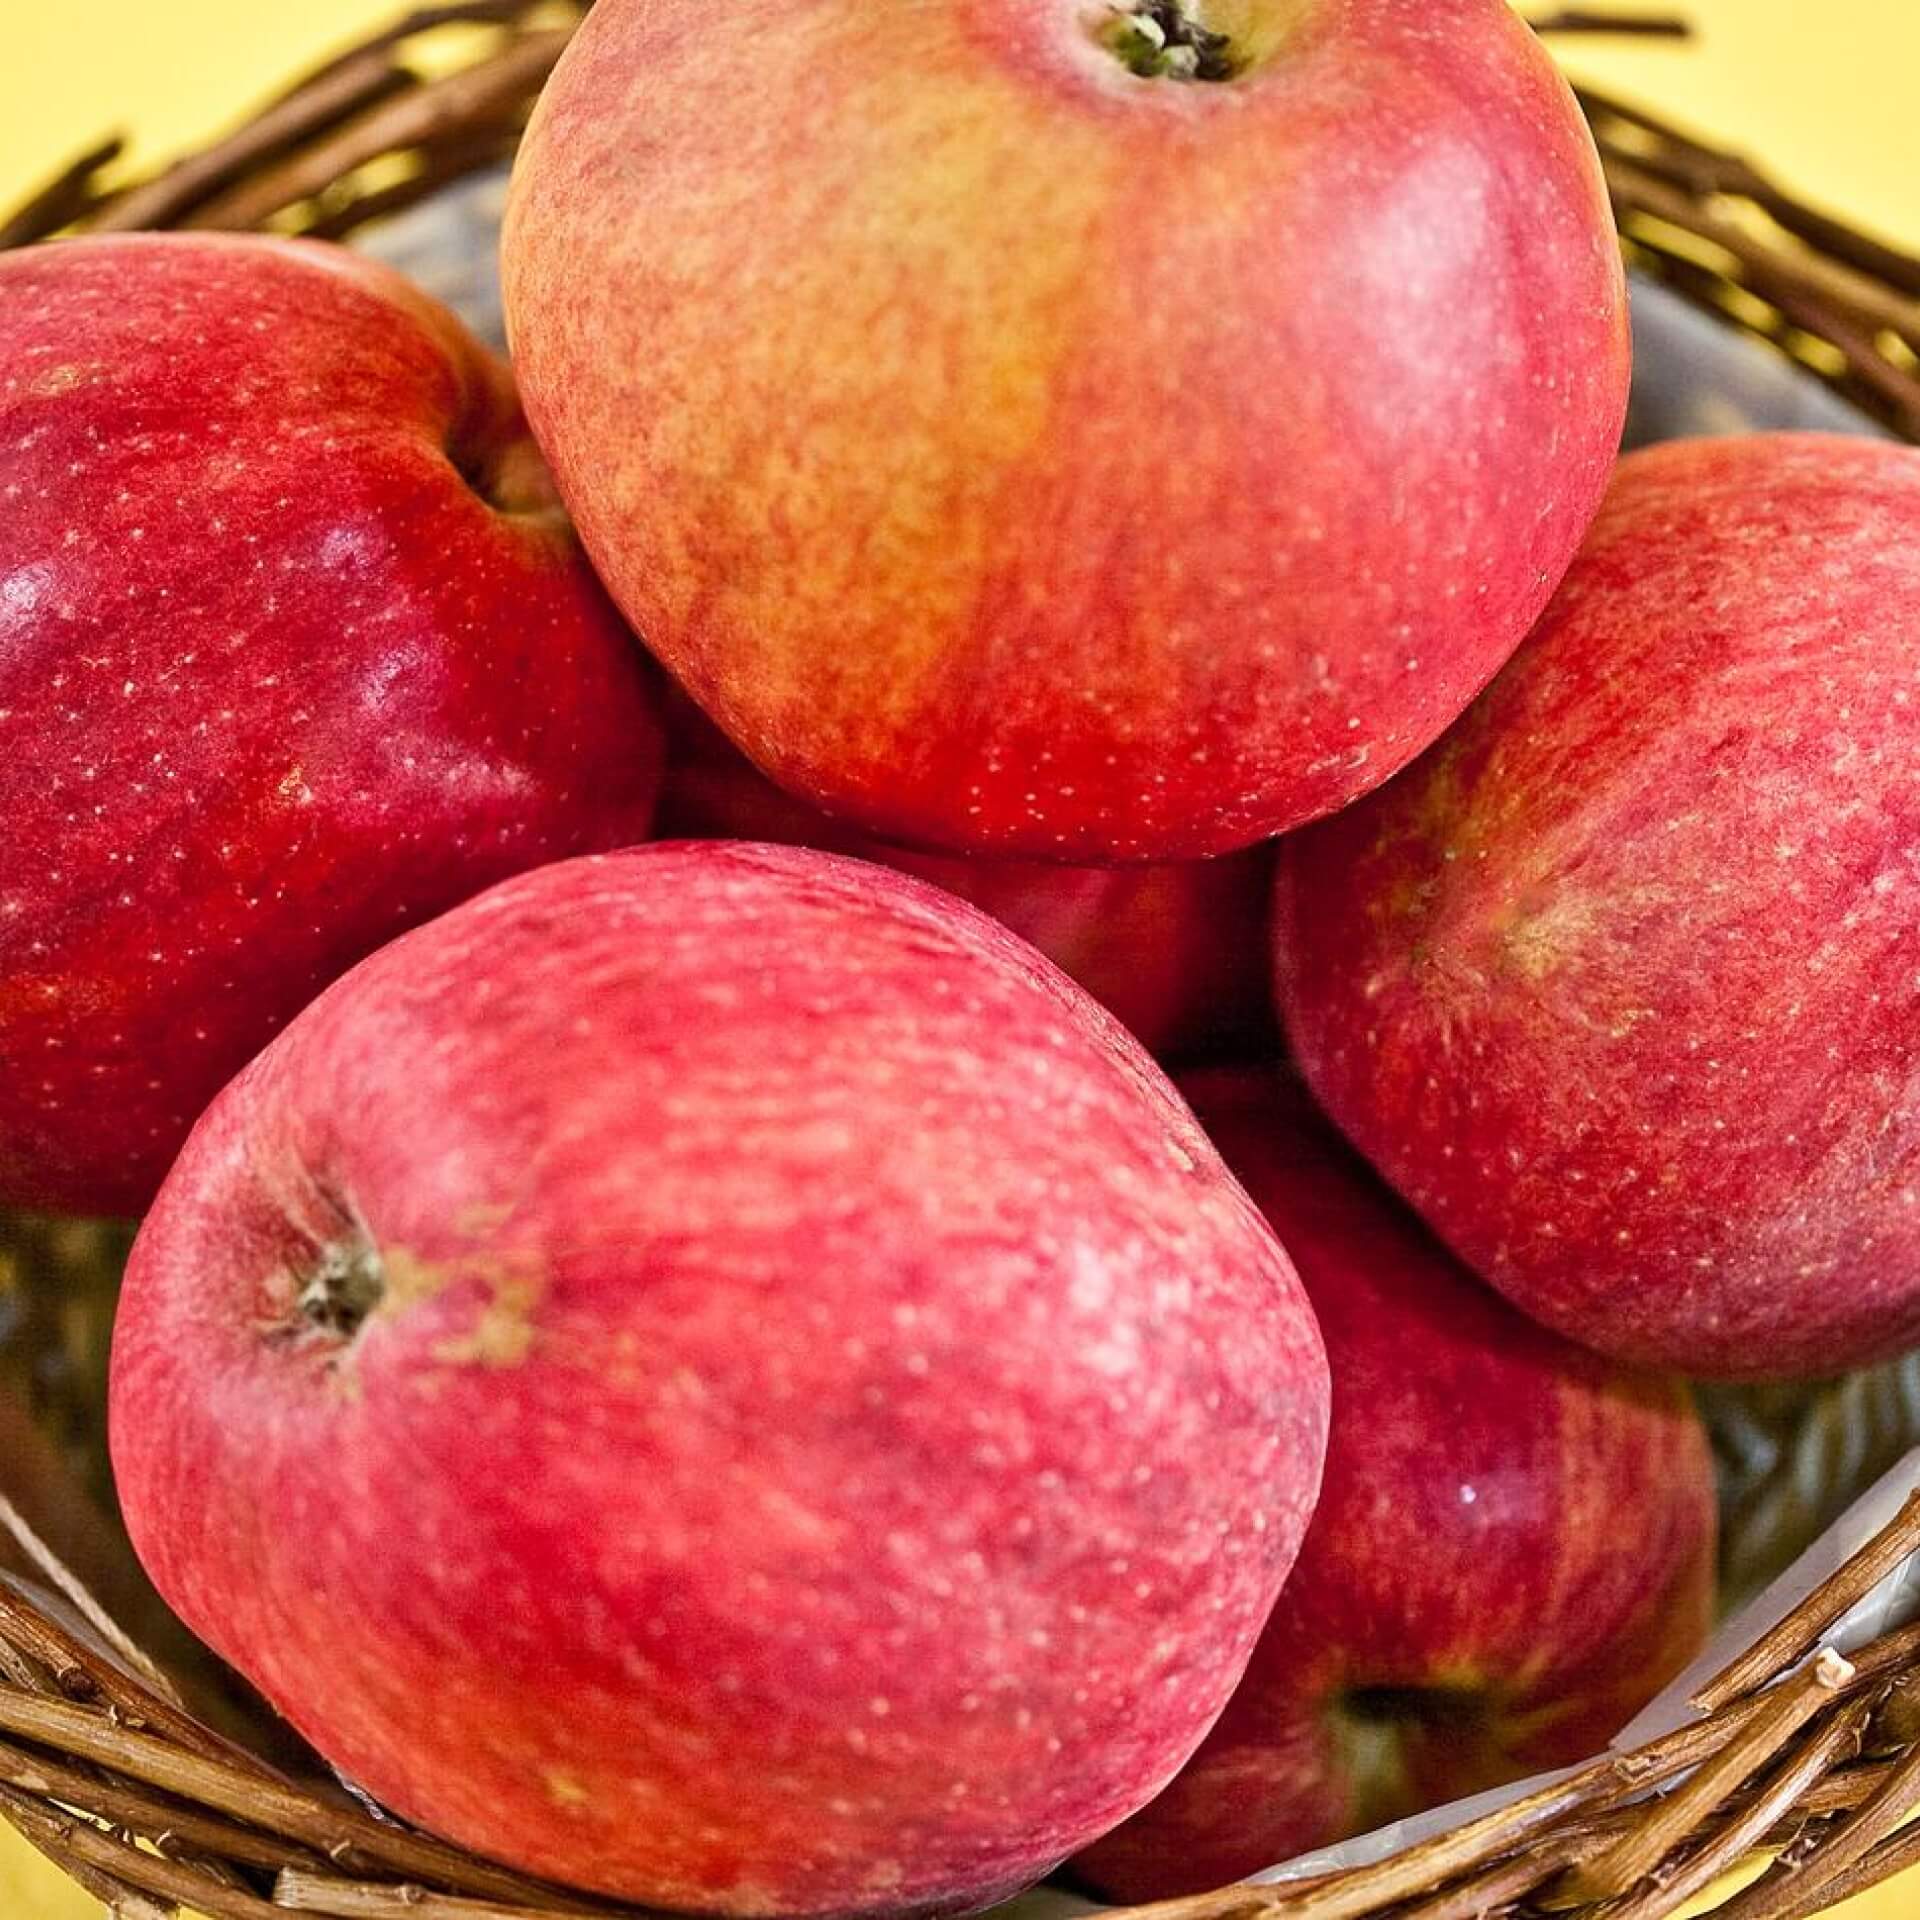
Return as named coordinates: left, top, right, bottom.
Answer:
left=7, top=6, right=1920, bottom=1918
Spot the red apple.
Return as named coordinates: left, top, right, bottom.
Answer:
left=1074, top=1069, right=1715, bottom=1900
left=502, top=0, right=1627, bottom=862
left=0, top=233, right=663, bottom=1216
left=659, top=695, right=1276, bottom=1060
left=1278, top=433, right=1920, bottom=1378
left=110, top=842, right=1330, bottom=1916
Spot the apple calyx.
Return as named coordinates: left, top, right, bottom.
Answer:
left=294, top=1230, right=387, bottom=1344
left=1098, top=1, right=1242, bottom=80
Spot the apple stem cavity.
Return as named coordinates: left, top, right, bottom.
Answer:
left=1326, top=1685, right=1491, bottom=1841
left=1098, top=1, right=1242, bottom=80
left=1341, top=1684, right=1487, bottom=1732
left=450, top=435, right=567, bottom=523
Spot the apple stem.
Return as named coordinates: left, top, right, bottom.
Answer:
left=1099, top=2, right=1241, bottom=81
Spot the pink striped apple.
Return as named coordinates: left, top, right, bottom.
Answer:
left=111, top=843, right=1330, bottom=1916
left=1076, top=1070, right=1715, bottom=1898
left=1278, top=435, right=1920, bottom=1378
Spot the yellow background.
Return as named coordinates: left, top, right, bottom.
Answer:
left=3, top=0, right=1919, bottom=248
left=0, top=3, right=1916, bottom=1918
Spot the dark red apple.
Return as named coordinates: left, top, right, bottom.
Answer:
left=503, top=0, right=1628, bottom=860
left=0, top=232, right=663, bottom=1217
left=1279, top=433, right=1920, bottom=1379
left=1074, top=1069, right=1716, bottom=1899
left=110, top=843, right=1330, bottom=1916
left=659, top=696, right=1276, bottom=1060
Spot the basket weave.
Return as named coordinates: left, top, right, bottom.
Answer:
left=5, top=6, right=1920, bottom=1918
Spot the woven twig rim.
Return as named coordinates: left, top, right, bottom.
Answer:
left=5, top=4, right=1920, bottom=1917
left=6, top=1495, right=1920, bottom=1920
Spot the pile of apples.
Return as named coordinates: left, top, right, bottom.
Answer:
left=2, top=0, right=1915, bottom=1913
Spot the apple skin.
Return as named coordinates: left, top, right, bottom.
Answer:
left=1278, top=433, right=1920, bottom=1379
left=502, top=0, right=1627, bottom=861
left=1073, top=1069, right=1715, bottom=1900
left=0, top=233, right=664, bottom=1217
left=109, top=842, right=1330, bottom=1917
left=658, top=696, right=1277, bottom=1061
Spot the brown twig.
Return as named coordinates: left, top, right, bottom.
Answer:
left=1528, top=11, right=1693, bottom=35
left=1124, top=1760, right=1631, bottom=1920
left=301, top=129, right=522, bottom=242
left=1575, top=84, right=1920, bottom=295
left=1792, top=1758, right=1897, bottom=1817
left=179, top=30, right=570, bottom=232
left=1604, top=153, right=1920, bottom=347
left=0, top=1790, right=175, bottom=1920
left=1761, top=282, right=1920, bottom=440
left=1575, top=98, right=1920, bottom=440
left=0, top=1733, right=328, bottom=1876
left=271, top=0, right=556, bottom=98
left=0, top=1783, right=283, bottom=1920
left=1393, top=1824, right=1615, bottom=1920
left=0, top=1, right=582, bottom=251
left=0, top=1568, right=239, bottom=1765
left=1779, top=1814, right=1920, bottom=1919
left=1871, top=1670, right=1920, bottom=1749
left=0, top=1637, right=43, bottom=1699
left=1716, top=1737, right=1920, bottom=1920
left=1694, top=1495, right=1920, bottom=1711
left=89, top=50, right=411, bottom=234
left=1596, top=1698, right=1874, bottom=1920
left=0, top=1690, right=604, bottom=1912
left=1565, top=1650, right=1858, bottom=1901
left=0, top=1532, right=262, bottom=1905
left=0, top=1389, right=182, bottom=1687
left=0, top=137, right=125, bottom=250
left=275, top=1872, right=619, bottom=1918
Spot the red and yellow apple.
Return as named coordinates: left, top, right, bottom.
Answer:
left=503, top=0, right=1628, bottom=861
left=1279, top=433, right=1920, bottom=1378
left=0, top=233, right=663, bottom=1216
left=110, top=843, right=1330, bottom=1916
left=659, top=696, right=1276, bottom=1060
left=1074, top=1069, right=1715, bottom=1899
